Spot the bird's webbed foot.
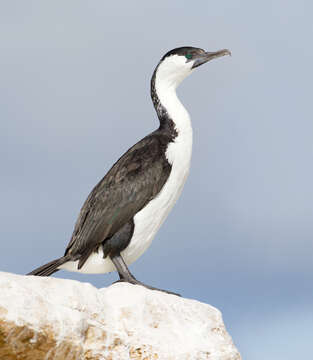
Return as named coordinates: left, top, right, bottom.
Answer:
left=114, top=277, right=181, bottom=296
left=110, top=253, right=180, bottom=296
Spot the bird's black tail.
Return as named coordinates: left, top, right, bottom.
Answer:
left=27, top=257, right=68, bottom=277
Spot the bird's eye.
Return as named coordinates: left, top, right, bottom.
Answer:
left=185, top=53, right=193, bottom=60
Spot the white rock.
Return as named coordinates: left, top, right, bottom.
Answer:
left=0, top=271, right=241, bottom=360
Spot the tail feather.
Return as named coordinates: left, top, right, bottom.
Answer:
left=27, top=257, right=68, bottom=277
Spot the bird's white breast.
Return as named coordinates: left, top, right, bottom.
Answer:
left=122, top=131, right=192, bottom=266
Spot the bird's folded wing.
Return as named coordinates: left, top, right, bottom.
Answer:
left=64, top=132, right=172, bottom=261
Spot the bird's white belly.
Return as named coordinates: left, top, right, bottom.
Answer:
left=122, top=140, right=192, bottom=266
left=59, top=136, right=192, bottom=274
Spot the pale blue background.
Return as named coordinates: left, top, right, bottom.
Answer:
left=1, top=1, right=312, bottom=358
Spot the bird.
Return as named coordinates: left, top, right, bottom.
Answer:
left=27, top=46, right=231, bottom=295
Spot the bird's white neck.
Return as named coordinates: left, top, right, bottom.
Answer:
left=156, top=82, right=192, bottom=137
left=151, top=64, right=193, bottom=139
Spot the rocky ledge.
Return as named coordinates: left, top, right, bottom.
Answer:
left=0, top=272, right=241, bottom=360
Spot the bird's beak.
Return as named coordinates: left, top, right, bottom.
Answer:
left=192, top=49, right=231, bottom=69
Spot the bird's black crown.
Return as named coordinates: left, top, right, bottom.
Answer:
left=161, top=46, right=205, bottom=61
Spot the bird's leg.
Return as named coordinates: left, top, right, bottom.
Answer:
left=110, top=253, right=180, bottom=296
left=110, top=253, right=137, bottom=282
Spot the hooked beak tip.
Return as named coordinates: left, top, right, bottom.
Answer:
left=192, top=48, right=231, bottom=69
left=207, top=49, right=231, bottom=58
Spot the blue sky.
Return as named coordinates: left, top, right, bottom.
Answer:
left=1, top=1, right=313, bottom=358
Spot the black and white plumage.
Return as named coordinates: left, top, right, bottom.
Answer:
left=28, top=46, right=230, bottom=294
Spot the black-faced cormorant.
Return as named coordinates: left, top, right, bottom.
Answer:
left=28, top=47, right=231, bottom=295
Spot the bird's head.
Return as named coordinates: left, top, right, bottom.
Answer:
left=155, top=46, right=231, bottom=89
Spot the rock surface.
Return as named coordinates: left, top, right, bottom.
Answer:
left=0, top=272, right=241, bottom=360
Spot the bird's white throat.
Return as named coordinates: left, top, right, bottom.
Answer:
left=154, top=54, right=193, bottom=139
